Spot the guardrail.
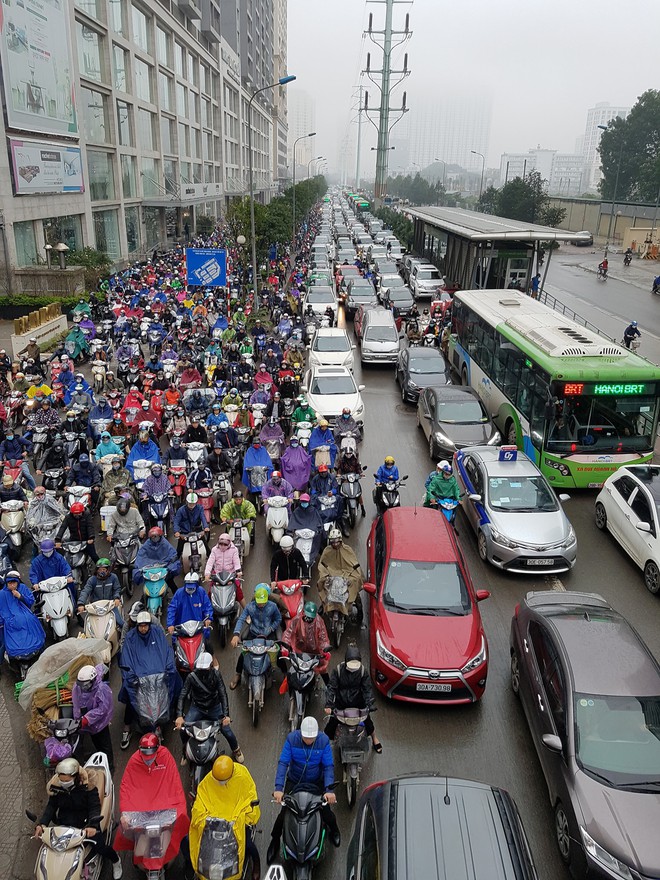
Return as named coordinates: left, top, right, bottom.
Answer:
left=537, top=289, right=614, bottom=342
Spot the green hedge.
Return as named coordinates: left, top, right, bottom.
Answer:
left=1, top=293, right=87, bottom=310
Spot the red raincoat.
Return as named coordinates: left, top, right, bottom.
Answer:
left=282, top=613, right=331, bottom=674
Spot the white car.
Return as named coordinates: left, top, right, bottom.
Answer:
left=308, top=328, right=356, bottom=371
left=302, top=285, right=338, bottom=322
left=595, top=465, right=660, bottom=594
left=302, top=365, right=365, bottom=424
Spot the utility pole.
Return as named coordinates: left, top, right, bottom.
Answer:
left=363, top=0, right=411, bottom=205
left=356, top=84, right=364, bottom=190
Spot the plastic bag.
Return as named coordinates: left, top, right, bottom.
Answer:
left=134, top=673, right=170, bottom=727
left=197, top=817, right=239, bottom=880
left=18, top=638, right=109, bottom=710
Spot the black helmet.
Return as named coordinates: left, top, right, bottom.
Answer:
left=116, top=498, right=130, bottom=515
left=345, top=644, right=361, bottom=665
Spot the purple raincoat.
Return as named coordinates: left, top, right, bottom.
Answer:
left=72, top=663, right=113, bottom=734
left=262, top=476, right=294, bottom=509
left=259, top=422, right=285, bottom=460
left=280, top=443, right=312, bottom=491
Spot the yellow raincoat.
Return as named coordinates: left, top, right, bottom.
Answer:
left=26, top=383, right=53, bottom=399
left=189, top=764, right=260, bottom=880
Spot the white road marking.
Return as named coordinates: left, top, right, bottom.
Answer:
left=544, top=575, right=566, bottom=591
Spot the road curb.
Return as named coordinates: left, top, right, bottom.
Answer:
left=0, top=684, right=25, bottom=879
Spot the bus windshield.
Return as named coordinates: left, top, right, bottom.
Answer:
left=546, top=394, right=658, bottom=454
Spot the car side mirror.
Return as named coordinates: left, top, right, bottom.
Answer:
left=358, top=384, right=365, bottom=391
left=636, top=522, right=652, bottom=533
left=558, top=493, right=571, bottom=502
left=475, top=589, right=490, bottom=602
left=363, top=581, right=376, bottom=596
left=424, top=413, right=432, bottom=420
left=469, top=493, right=482, bottom=502
left=542, top=733, right=563, bottom=754
left=301, top=386, right=308, bottom=393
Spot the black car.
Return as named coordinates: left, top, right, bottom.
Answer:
left=381, top=285, right=414, bottom=318
left=345, top=278, right=378, bottom=317
left=346, top=775, right=538, bottom=880
left=417, top=385, right=501, bottom=458
left=396, top=347, right=449, bottom=403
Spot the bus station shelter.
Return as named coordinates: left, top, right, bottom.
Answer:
left=406, top=207, right=591, bottom=292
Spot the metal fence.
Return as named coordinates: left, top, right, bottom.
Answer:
left=537, top=289, right=615, bottom=342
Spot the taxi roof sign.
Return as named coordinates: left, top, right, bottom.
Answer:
left=498, top=445, right=518, bottom=462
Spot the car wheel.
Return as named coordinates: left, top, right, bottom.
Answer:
left=510, top=650, right=521, bottom=696
left=461, top=366, right=468, bottom=386
left=554, top=802, right=572, bottom=865
left=506, top=419, right=517, bottom=445
left=428, top=435, right=435, bottom=459
left=477, top=530, right=488, bottom=562
left=594, top=501, right=608, bottom=531
left=644, top=560, right=660, bottom=595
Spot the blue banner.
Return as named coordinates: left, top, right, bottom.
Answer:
left=185, top=248, right=227, bottom=287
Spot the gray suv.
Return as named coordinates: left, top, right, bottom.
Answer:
left=510, top=591, right=660, bottom=879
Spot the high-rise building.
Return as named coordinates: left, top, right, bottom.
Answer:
left=407, top=95, right=491, bottom=171
left=272, top=0, right=289, bottom=188
left=581, top=102, right=630, bottom=191
left=498, top=149, right=586, bottom=197
left=287, top=89, right=316, bottom=174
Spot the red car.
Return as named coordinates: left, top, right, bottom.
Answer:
left=364, top=507, right=490, bottom=704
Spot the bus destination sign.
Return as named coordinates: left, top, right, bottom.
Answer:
left=559, top=382, right=654, bottom=397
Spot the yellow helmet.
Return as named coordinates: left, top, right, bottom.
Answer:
left=384, top=456, right=395, bottom=465
left=212, top=755, right=234, bottom=781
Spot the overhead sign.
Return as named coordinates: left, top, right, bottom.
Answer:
left=0, top=0, right=78, bottom=136
left=186, top=248, right=227, bottom=287
left=180, top=182, right=222, bottom=200
left=9, top=138, right=83, bottom=195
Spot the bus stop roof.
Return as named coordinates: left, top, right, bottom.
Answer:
left=406, top=206, right=591, bottom=244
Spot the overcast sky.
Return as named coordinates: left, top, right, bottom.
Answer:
left=287, top=0, right=660, bottom=176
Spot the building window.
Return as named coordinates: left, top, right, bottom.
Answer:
left=132, top=5, right=150, bottom=53
left=93, top=209, right=120, bottom=260
left=125, top=205, right=140, bottom=253
left=87, top=150, right=116, bottom=201
left=187, top=52, right=197, bottom=86
left=175, top=43, right=185, bottom=78
left=143, top=207, right=161, bottom=249
left=204, top=163, right=213, bottom=183
left=138, top=108, right=156, bottom=151
left=77, top=22, right=103, bottom=82
left=176, top=83, right=187, bottom=118
left=43, top=215, right=83, bottom=251
left=160, top=116, right=174, bottom=154
left=180, top=161, right=190, bottom=182
left=178, top=122, right=189, bottom=157
left=192, top=163, right=202, bottom=183
left=201, top=64, right=210, bottom=95
left=156, top=26, right=170, bottom=67
left=113, top=45, right=127, bottom=92
left=13, top=221, right=37, bottom=267
left=81, top=87, right=109, bottom=143
left=108, top=0, right=125, bottom=35
left=192, top=128, right=201, bottom=160
left=201, top=97, right=210, bottom=129
left=76, top=0, right=100, bottom=19
left=141, top=156, right=161, bottom=196
left=134, top=57, right=153, bottom=103
left=163, top=158, right=177, bottom=194
left=190, top=91, right=199, bottom=124
left=117, top=100, right=133, bottom=146
left=158, top=72, right=172, bottom=112
left=121, top=154, right=137, bottom=198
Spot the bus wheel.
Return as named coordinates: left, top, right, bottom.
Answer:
left=461, top=366, right=468, bottom=386
left=505, top=420, right=517, bottom=445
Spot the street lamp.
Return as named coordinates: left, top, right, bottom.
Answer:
left=247, top=74, right=296, bottom=288
left=307, top=156, right=323, bottom=179
left=598, top=123, right=624, bottom=258
left=471, top=150, right=485, bottom=201
left=434, top=158, right=446, bottom=186
left=292, top=131, right=315, bottom=246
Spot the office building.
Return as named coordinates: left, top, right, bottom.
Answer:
left=581, top=102, right=630, bottom=191
left=407, top=95, right=491, bottom=172
left=499, top=149, right=586, bottom=197
left=287, top=88, right=316, bottom=174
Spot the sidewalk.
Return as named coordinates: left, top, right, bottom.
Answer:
left=577, top=255, right=659, bottom=291
left=0, top=686, right=23, bottom=878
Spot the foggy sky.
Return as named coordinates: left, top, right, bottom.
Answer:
left=287, top=0, right=660, bottom=176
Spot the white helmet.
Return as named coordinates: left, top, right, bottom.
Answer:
left=328, top=528, right=342, bottom=542
left=184, top=571, right=200, bottom=583
left=438, top=459, right=451, bottom=472
left=77, top=665, right=97, bottom=683
left=186, top=492, right=198, bottom=504
left=300, top=716, right=319, bottom=738
left=280, top=535, right=294, bottom=550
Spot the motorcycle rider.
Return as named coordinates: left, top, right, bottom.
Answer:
left=317, top=528, right=364, bottom=621
left=101, top=457, right=135, bottom=507
left=308, top=418, right=338, bottom=468
left=241, top=437, right=274, bottom=494
left=291, top=396, right=316, bottom=426
left=261, top=470, right=294, bottom=511
left=56, top=502, right=99, bottom=564
left=623, top=320, right=642, bottom=349
left=102, top=370, right=124, bottom=393
left=65, top=453, right=102, bottom=511
left=229, top=584, right=282, bottom=689
left=205, top=533, right=244, bottom=607
left=29, top=539, right=76, bottom=606
left=34, top=757, right=123, bottom=879
left=281, top=601, right=331, bottom=683
left=183, top=415, right=208, bottom=445
left=140, top=461, right=171, bottom=520
left=173, top=492, right=210, bottom=556
left=324, top=644, right=382, bottom=752
left=37, top=436, right=70, bottom=477
left=267, top=715, right=340, bottom=864
left=167, top=571, right=213, bottom=638
left=0, top=429, right=35, bottom=489
left=270, top=534, right=309, bottom=585
left=72, top=664, right=116, bottom=772
left=222, top=386, right=242, bottom=409
left=126, top=426, right=161, bottom=479
left=598, top=257, right=608, bottom=277
left=163, top=434, right=189, bottom=468
left=0, top=570, right=46, bottom=668
left=220, top=490, right=257, bottom=543
left=0, top=473, right=29, bottom=504
left=175, top=653, right=244, bottom=763
left=373, top=455, right=399, bottom=510
left=425, top=459, right=460, bottom=507
left=77, top=558, right=124, bottom=628
left=132, top=526, right=181, bottom=594
left=94, top=431, right=123, bottom=462
left=187, top=462, right=214, bottom=492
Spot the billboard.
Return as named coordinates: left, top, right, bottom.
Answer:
left=186, top=248, right=227, bottom=287
left=0, top=0, right=77, bottom=136
left=9, top=138, right=83, bottom=194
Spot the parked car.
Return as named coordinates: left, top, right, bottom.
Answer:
left=510, top=590, right=660, bottom=879
left=417, top=386, right=501, bottom=458
left=454, top=446, right=577, bottom=574
left=365, top=507, right=490, bottom=704
left=302, top=364, right=365, bottom=424
left=396, top=347, right=449, bottom=403
left=346, top=775, right=539, bottom=880
left=308, top=327, right=355, bottom=371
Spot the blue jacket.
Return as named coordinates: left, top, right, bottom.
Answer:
left=205, top=412, right=229, bottom=428
left=166, top=585, right=213, bottom=627
left=376, top=463, right=399, bottom=483
left=274, top=729, right=335, bottom=792
left=308, top=427, right=338, bottom=467
left=173, top=504, right=208, bottom=535
left=0, top=436, right=32, bottom=461
left=133, top=537, right=181, bottom=584
left=29, top=552, right=72, bottom=587
left=233, top=599, right=281, bottom=638
left=126, top=439, right=161, bottom=478
left=0, top=582, right=45, bottom=658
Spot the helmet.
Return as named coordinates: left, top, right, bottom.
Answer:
left=254, top=585, right=269, bottom=605
left=149, top=526, right=163, bottom=539
left=195, top=652, right=213, bottom=670
left=328, top=528, right=342, bottom=542
left=345, top=643, right=362, bottom=671
left=136, top=611, right=152, bottom=625
left=319, top=418, right=329, bottom=428
left=96, top=557, right=111, bottom=571
left=186, top=492, right=198, bottom=504
left=5, top=570, right=20, bottom=583
left=384, top=456, right=395, bottom=465
left=66, top=410, right=76, bottom=418
left=116, top=498, right=130, bottom=515
left=184, top=572, right=200, bottom=584
left=632, top=321, right=638, bottom=327
left=212, top=755, right=234, bottom=781
left=129, top=601, right=145, bottom=622
left=318, top=463, right=328, bottom=473
left=141, top=400, right=150, bottom=408
left=138, top=733, right=159, bottom=756
left=280, top=535, right=294, bottom=550
left=70, top=502, right=85, bottom=515
left=40, top=539, right=55, bottom=555
left=150, top=462, right=162, bottom=474
left=300, top=717, right=318, bottom=739
left=2, top=474, right=13, bottom=487
left=303, top=601, right=317, bottom=620
left=233, top=490, right=243, bottom=499
left=299, top=492, right=310, bottom=503
left=55, top=758, right=80, bottom=777
left=98, top=396, right=107, bottom=406
left=271, top=470, right=281, bottom=480
left=439, top=459, right=452, bottom=474
left=77, top=665, right=97, bottom=690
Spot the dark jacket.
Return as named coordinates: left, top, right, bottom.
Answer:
left=39, top=774, right=102, bottom=830
left=0, top=435, right=32, bottom=461
left=78, top=573, right=121, bottom=605
left=183, top=424, right=208, bottom=444
left=66, top=461, right=102, bottom=488
left=57, top=510, right=95, bottom=543
left=270, top=547, right=308, bottom=582
left=173, top=504, right=208, bottom=535
left=177, top=667, right=229, bottom=717
left=325, top=660, right=375, bottom=711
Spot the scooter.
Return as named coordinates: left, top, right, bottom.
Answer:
left=226, top=518, right=251, bottom=563
left=210, top=571, right=241, bottom=648
left=42, top=467, right=66, bottom=496
left=131, top=458, right=154, bottom=492
left=110, top=531, right=141, bottom=598
left=212, top=470, right=232, bottom=510
left=91, top=359, right=106, bottom=393
left=141, top=565, right=168, bottom=616
left=82, top=598, right=119, bottom=660
left=146, top=490, right=172, bottom=534
left=282, top=650, right=322, bottom=732
left=292, top=528, right=317, bottom=566
left=168, top=465, right=188, bottom=508
left=66, top=485, right=92, bottom=511
left=265, top=494, right=290, bottom=544
left=186, top=441, right=208, bottom=470
left=323, top=576, right=351, bottom=649
left=241, top=638, right=278, bottom=728
left=133, top=671, right=171, bottom=735
left=31, top=426, right=51, bottom=466
left=119, top=807, right=178, bottom=878
left=278, top=790, right=328, bottom=878
left=273, top=579, right=306, bottom=621
left=63, top=430, right=86, bottom=463
left=436, top=497, right=459, bottom=527
left=26, top=752, right=114, bottom=880
left=246, top=465, right=269, bottom=514
left=61, top=539, right=88, bottom=587
left=182, top=719, right=223, bottom=798
left=222, top=447, right=242, bottom=479
left=0, top=499, right=25, bottom=560
left=35, top=576, right=74, bottom=641
left=44, top=717, right=81, bottom=767
left=294, top=420, right=313, bottom=448
left=333, top=708, right=370, bottom=808
left=173, top=619, right=206, bottom=676
left=316, top=494, right=340, bottom=538
left=181, top=531, right=208, bottom=575
left=340, top=468, right=367, bottom=530
left=196, top=485, right=216, bottom=524
left=373, top=474, right=408, bottom=516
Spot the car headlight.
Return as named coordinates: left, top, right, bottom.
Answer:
left=461, top=636, right=487, bottom=674
left=490, top=527, right=517, bottom=549
left=376, top=630, right=407, bottom=671
left=563, top=525, right=577, bottom=547
left=487, top=430, right=502, bottom=446
left=407, top=378, right=419, bottom=390
left=435, top=430, right=455, bottom=448
left=580, top=828, right=632, bottom=880
left=354, top=404, right=364, bottom=417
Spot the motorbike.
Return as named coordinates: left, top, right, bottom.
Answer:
left=212, top=470, right=232, bottom=510
left=435, top=497, right=459, bottom=526
left=141, top=565, right=169, bottom=616
left=316, top=494, right=340, bottom=538
left=186, top=441, right=208, bottom=470
left=294, top=420, right=313, bottom=448
left=63, top=430, right=86, bottom=464
left=653, top=279, right=660, bottom=295
left=133, top=671, right=171, bottom=735
left=283, top=650, right=322, bottom=732
left=131, top=458, right=154, bottom=492
left=168, top=464, right=188, bottom=508
left=281, top=398, right=296, bottom=435
left=222, top=446, right=242, bottom=479
left=277, top=790, right=328, bottom=878
left=88, top=418, right=112, bottom=445
left=66, top=485, right=92, bottom=511
left=31, top=426, right=51, bottom=465
left=323, top=576, right=351, bottom=649
left=181, top=531, right=208, bottom=575
left=265, top=494, right=290, bottom=544
left=91, top=359, right=106, bottom=393
left=119, top=808, right=178, bottom=879
left=292, top=528, right=318, bottom=567
left=597, top=263, right=608, bottom=280
left=241, top=638, right=278, bottom=727
left=252, top=402, right=267, bottom=430
left=182, top=719, right=223, bottom=798
left=44, top=716, right=81, bottom=768
left=226, top=518, right=251, bottom=563
left=196, top=485, right=216, bottom=524
left=81, top=598, right=119, bottom=661
left=273, top=579, right=306, bottom=621
left=210, top=571, right=241, bottom=648
left=111, top=530, right=141, bottom=598
left=62, top=539, right=89, bottom=587
left=35, top=576, right=73, bottom=641
left=42, top=467, right=67, bottom=496
left=173, top=619, right=206, bottom=676
left=333, top=708, right=370, bottom=807
left=26, top=752, right=114, bottom=880
left=340, top=469, right=367, bottom=530
left=146, top=490, right=172, bottom=533
left=373, top=474, right=408, bottom=516
left=0, top=499, right=25, bottom=560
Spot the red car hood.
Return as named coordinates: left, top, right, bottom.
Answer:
left=377, top=605, right=481, bottom=670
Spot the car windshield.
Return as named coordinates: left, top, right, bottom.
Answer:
left=383, top=278, right=405, bottom=288
left=487, top=475, right=558, bottom=511
left=417, top=269, right=441, bottom=281
left=365, top=327, right=398, bottom=343
left=575, top=693, right=660, bottom=789
left=389, top=289, right=411, bottom=302
left=313, top=336, right=350, bottom=353
left=307, top=290, right=334, bottom=304
left=436, top=399, right=487, bottom=423
left=409, top=357, right=445, bottom=375
left=383, top=560, right=470, bottom=614
left=310, top=275, right=332, bottom=286
left=310, top=376, right=356, bottom=395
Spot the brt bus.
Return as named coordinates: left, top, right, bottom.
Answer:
left=448, top=290, right=660, bottom=489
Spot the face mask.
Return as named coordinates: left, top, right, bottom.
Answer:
left=342, top=414, right=350, bottom=420
left=142, top=756, right=156, bottom=766
left=79, top=680, right=94, bottom=692
left=43, top=549, right=54, bottom=558
left=300, top=502, right=309, bottom=509
left=6, top=435, right=13, bottom=441
left=185, top=586, right=196, bottom=595
left=151, top=537, right=161, bottom=545
left=112, top=463, right=121, bottom=471
left=59, top=779, right=75, bottom=790
left=290, top=440, right=299, bottom=448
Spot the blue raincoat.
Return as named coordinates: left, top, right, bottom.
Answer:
left=118, top=623, right=180, bottom=707
left=166, top=585, right=213, bottom=628
left=133, top=536, right=180, bottom=585
left=308, top=426, right=338, bottom=468
left=0, top=582, right=46, bottom=658
left=241, top=444, right=273, bottom=491
left=126, top=438, right=161, bottom=478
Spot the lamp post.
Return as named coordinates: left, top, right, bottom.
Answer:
left=598, top=123, right=624, bottom=258
left=471, top=150, right=485, bottom=202
left=247, top=74, right=295, bottom=289
left=307, top=155, right=323, bottom=180
left=434, top=158, right=446, bottom=187
left=292, top=131, right=315, bottom=247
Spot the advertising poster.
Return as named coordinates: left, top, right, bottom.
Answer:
left=186, top=248, right=227, bottom=287
left=9, top=137, right=83, bottom=194
left=0, top=0, right=77, bottom=136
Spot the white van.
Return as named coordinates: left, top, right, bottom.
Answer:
left=360, top=308, right=400, bottom=364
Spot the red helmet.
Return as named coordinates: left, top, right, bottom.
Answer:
left=70, top=502, right=85, bottom=515
left=148, top=526, right=163, bottom=538
left=318, top=463, right=329, bottom=473
left=138, top=733, right=159, bottom=758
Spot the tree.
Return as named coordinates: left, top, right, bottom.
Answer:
left=599, top=90, right=660, bottom=202
left=476, top=171, right=565, bottom=227
left=477, top=185, right=499, bottom=215
left=385, top=172, right=442, bottom=205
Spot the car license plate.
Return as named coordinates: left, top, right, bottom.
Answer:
left=416, top=682, right=452, bottom=692
left=527, top=559, right=554, bottom=566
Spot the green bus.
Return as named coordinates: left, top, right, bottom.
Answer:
left=448, top=289, right=660, bottom=488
